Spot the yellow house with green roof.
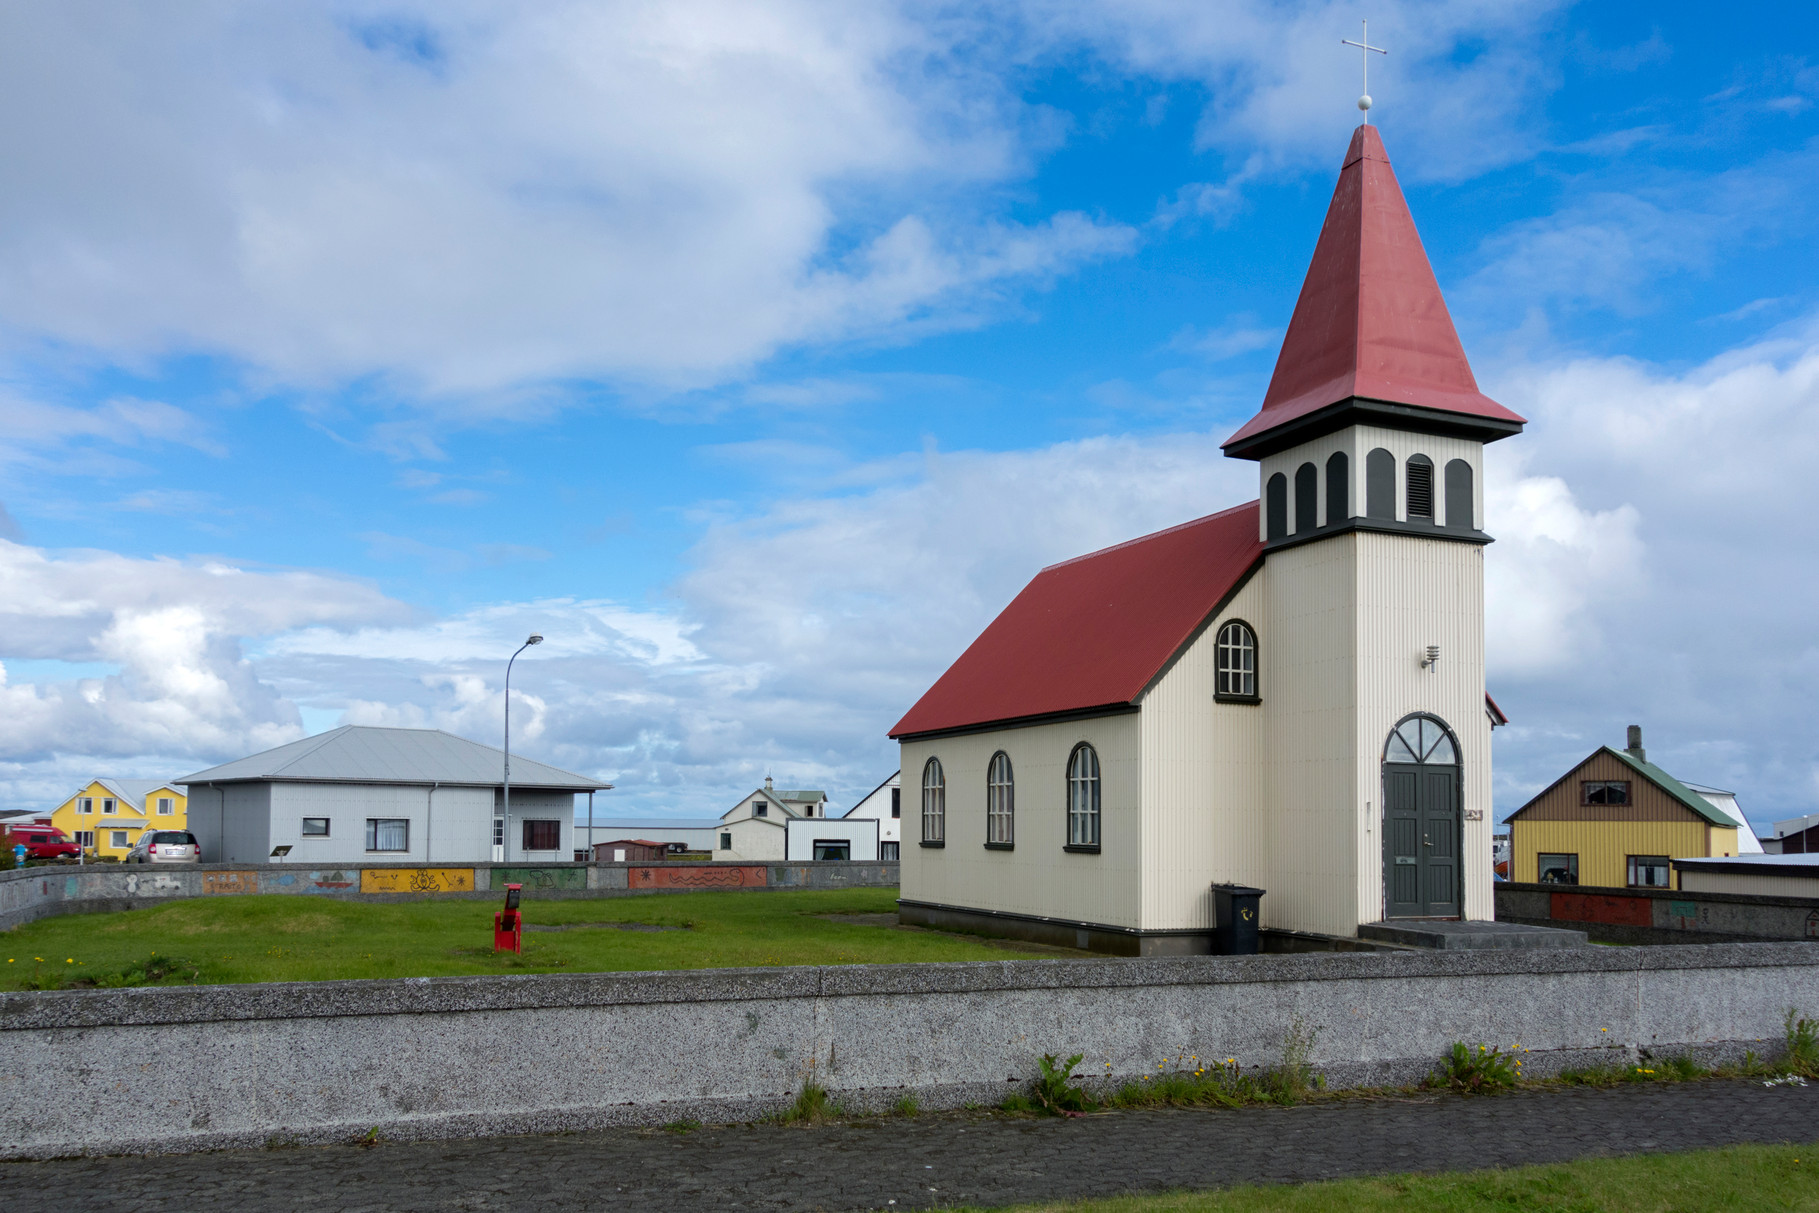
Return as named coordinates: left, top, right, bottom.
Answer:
left=1507, top=727, right=1748, bottom=890
left=50, top=779, right=188, bottom=860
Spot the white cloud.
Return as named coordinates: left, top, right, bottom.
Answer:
left=0, top=538, right=408, bottom=803
left=0, top=2, right=1132, bottom=399
left=1482, top=322, right=1819, bottom=823
left=0, top=1, right=1578, bottom=412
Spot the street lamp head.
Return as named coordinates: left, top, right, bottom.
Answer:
left=526, top=634, right=543, bottom=646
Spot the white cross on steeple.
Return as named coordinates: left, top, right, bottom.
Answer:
left=1342, top=19, right=1388, bottom=122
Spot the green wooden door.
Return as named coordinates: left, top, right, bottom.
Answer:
left=1382, top=716, right=1461, bottom=919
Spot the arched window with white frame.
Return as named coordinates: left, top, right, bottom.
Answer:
left=920, top=757, right=945, bottom=845
left=1215, top=619, right=1258, bottom=701
left=986, top=751, right=1014, bottom=847
left=1067, top=743, right=1100, bottom=850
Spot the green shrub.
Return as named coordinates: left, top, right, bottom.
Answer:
left=775, top=1083, right=833, bottom=1124
left=1784, top=1009, right=1818, bottom=1078
left=1032, top=1052, right=1094, bottom=1116
left=1428, top=1042, right=1519, bottom=1094
left=891, top=1094, right=919, bottom=1117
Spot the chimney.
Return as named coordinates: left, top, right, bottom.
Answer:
left=1625, top=725, right=1645, bottom=763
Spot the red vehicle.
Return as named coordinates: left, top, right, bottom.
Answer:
left=1, top=824, right=81, bottom=862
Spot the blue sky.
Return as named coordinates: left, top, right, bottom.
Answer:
left=3, top=1, right=1819, bottom=832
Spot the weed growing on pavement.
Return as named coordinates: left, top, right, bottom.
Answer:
left=1426, top=1043, right=1520, bottom=1095
left=662, top=1119, right=702, bottom=1134
left=1782, top=1009, right=1818, bottom=1078
left=891, top=1095, right=920, bottom=1117
left=775, top=1083, right=846, bottom=1125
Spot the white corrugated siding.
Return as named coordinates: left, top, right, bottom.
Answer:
left=1137, top=573, right=1267, bottom=932
left=1352, top=531, right=1492, bottom=925
left=900, top=713, right=1141, bottom=928
left=1258, top=533, right=1362, bottom=935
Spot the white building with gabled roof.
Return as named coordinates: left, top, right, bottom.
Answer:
left=178, top=725, right=610, bottom=865
left=714, top=776, right=829, bottom=860
left=891, top=125, right=1525, bottom=954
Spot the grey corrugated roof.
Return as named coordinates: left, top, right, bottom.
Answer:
left=176, top=726, right=609, bottom=790
left=586, top=818, right=721, bottom=830
left=93, top=778, right=180, bottom=813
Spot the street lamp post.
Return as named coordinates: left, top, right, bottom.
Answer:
left=499, top=633, right=543, bottom=862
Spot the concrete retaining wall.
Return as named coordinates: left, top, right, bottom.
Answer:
left=2, top=942, right=1816, bottom=1159
left=1496, top=882, right=1819, bottom=945
left=0, top=860, right=899, bottom=931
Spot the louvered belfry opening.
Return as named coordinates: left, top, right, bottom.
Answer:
left=1406, top=457, right=1434, bottom=520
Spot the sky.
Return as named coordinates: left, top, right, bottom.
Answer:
left=3, top=1, right=1819, bottom=834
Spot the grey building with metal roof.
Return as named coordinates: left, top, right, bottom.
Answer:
left=178, top=726, right=610, bottom=865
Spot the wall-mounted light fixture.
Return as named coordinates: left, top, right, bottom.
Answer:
left=1420, top=644, right=1440, bottom=672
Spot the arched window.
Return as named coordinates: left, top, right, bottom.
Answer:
left=1366, top=448, right=1395, bottom=519
left=1067, top=744, right=1100, bottom=850
left=1215, top=619, right=1258, bottom=700
left=920, top=758, right=945, bottom=845
left=1325, top=451, right=1349, bottom=526
left=1265, top=473, right=1288, bottom=541
left=1384, top=715, right=1457, bottom=765
left=1294, top=462, right=1318, bottom=535
left=1406, top=455, right=1435, bottom=521
left=986, top=752, right=1014, bottom=847
left=1444, top=459, right=1473, bottom=530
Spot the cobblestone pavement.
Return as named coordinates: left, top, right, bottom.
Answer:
left=3, top=1080, right=1815, bottom=1212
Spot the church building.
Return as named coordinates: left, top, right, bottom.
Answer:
left=890, top=124, right=1526, bottom=954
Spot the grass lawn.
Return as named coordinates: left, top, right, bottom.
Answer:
left=0, top=887, right=1055, bottom=989
left=960, top=1144, right=1819, bottom=1212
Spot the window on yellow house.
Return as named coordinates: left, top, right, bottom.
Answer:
left=102, top=798, right=117, bottom=815
left=110, top=830, right=128, bottom=848
left=74, top=831, right=94, bottom=848
left=1628, top=855, right=1671, bottom=888
left=157, top=798, right=174, bottom=815
left=78, top=798, right=93, bottom=814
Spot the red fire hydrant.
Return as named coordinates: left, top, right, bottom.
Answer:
left=494, top=882, right=524, bottom=953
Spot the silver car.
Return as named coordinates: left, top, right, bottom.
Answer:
left=124, top=830, right=201, bottom=864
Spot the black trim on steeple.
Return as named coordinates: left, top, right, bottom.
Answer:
left=1223, top=395, right=1525, bottom=462
left=1264, top=514, right=1493, bottom=555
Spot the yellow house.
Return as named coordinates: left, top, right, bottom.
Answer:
left=1508, top=727, right=1741, bottom=890
left=51, top=779, right=188, bottom=861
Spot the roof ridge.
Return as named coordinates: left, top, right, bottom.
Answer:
left=1042, top=500, right=1259, bottom=572
left=266, top=726, right=355, bottom=777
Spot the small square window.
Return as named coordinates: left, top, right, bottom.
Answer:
left=1538, top=853, right=1579, bottom=884
left=365, top=818, right=409, bottom=852
left=890, top=787, right=901, bottom=819
left=522, top=819, right=561, bottom=851
left=754, top=801, right=767, bottom=817
left=75, top=830, right=95, bottom=848
left=102, top=798, right=117, bottom=815
left=1581, top=780, right=1630, bottom=806
left=78, top=798, right=93, bottom=815
left=157, top=798, right=174, bottom=815
left=880, top=841, right=900, bottom=861
left=1628, top=855, right=1671, bottom=888
left=110, top=830, right=129, bottom=849
left=720, top=832, right=733, bottom=851
left=301, top=818, right=330, bottom=837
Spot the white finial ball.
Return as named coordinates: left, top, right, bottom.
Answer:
left=1357, top=94, right=1373, bottom=112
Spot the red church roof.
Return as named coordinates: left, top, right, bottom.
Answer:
left=1223, top=125, right=1525, bottom=458
left=890, top=503, right=1264, bottom=739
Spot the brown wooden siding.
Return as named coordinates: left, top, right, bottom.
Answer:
left=1512, top=750, right=1699, bottom=823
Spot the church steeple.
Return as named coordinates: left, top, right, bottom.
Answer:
left=1223, top=125, right=1525, bottom=462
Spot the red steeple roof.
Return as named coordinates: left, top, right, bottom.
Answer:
left=1223, top=125, right=1524, bottom=457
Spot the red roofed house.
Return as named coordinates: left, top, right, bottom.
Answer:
left=890, top=124, right=1525, bottom=953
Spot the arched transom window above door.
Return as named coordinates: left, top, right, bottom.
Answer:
left=1385, top=715, right=1457, bottom=765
